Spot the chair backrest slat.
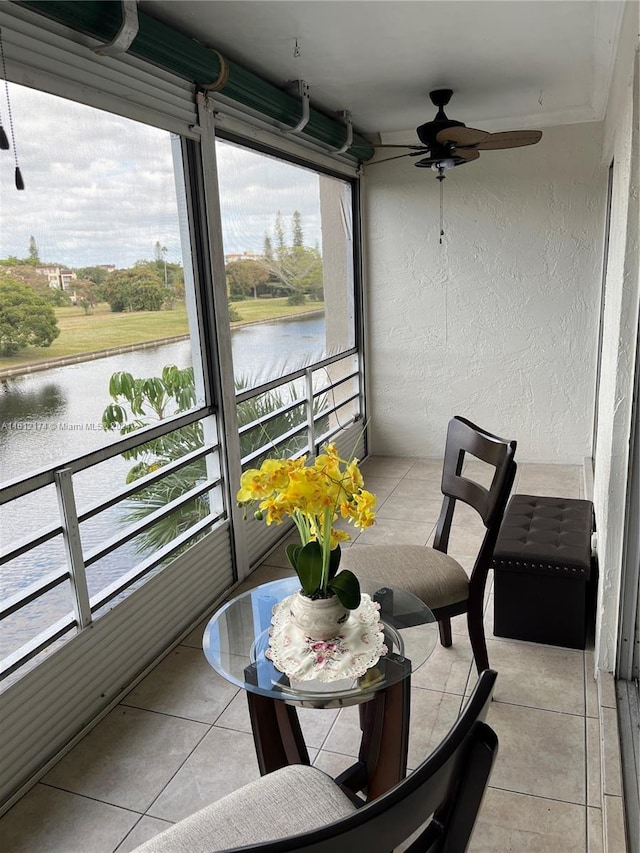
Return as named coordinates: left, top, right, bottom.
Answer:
left=440, top=416, right=517, bottom=528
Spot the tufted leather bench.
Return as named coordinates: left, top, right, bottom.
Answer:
left=491, top=494, right=594, bottom=649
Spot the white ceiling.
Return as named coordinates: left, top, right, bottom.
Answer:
left=140, top=0, right=625, bottom=142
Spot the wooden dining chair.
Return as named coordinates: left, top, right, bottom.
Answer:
left=131, top=669, right=498, bottom=853
left=341, top=416, right=517, bottom=673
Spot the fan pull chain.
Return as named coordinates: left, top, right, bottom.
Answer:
left=0, top=28, right=23, bottom=189
left=436, top=165, right=445, bottom=244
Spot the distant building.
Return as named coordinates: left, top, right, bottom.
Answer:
left=224, top=250, right=263, bottom=265
left=96, top=264, right=116, bottom=273
left=35, top=266, right=77, bottom=291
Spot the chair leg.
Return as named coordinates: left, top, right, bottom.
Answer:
left=467, top=605, right=489, bottom=674
left=438, top=617, right=452, bottom=648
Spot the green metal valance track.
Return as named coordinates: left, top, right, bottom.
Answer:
left=17, top=0, right=375, bottom=161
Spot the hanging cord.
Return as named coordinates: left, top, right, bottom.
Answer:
left=0, top=28, right=23, bottom=189
left=436, top=166, right=445, bottom=244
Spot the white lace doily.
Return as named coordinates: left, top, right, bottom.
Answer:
left=265, top=592, right=387, bottom=682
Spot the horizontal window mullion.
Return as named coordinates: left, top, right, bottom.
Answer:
left=77, top=441, right=218, bottom=523
left=0, top=613, right=76, bottom=680
left=235, top=349, right=358, bottom=404
left=237, top=397, right=306, bottom=437
left=0, top=405, right=213, bottom=506
left=83, top=477, right=222, bottom=567
left=0, top=522, right=63, bottom=567
left=241, top=423, right=309, bottom=467
left=89, top=515, right=226, bottom=613
left=0, top=567, right=70, bottom=620
left=315, top=415, right=361, bottom=449
left=315, top=392, right=360, bottom=420
left=311, top=370, right=359, bottom=398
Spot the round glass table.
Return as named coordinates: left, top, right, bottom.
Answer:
left=203, top=576, right=438, bottom=800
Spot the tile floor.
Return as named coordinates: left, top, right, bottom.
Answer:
left=0, top=458, right=605, bottom=852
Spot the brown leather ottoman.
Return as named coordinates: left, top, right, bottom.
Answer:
left=491, top=494, right=594, bottom=649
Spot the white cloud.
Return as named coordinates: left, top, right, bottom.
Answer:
left=0, top=83, right=331, bottom=269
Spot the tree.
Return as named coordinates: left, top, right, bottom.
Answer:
left=260, top=211, right=324, bottom=304
left=103, top=265, right=165, bottom=312
left=292, top=210, right=304, bottom=247
left=0, top=277, right=60, bottom=355
left=76, top=266, right=110, bottom=287
left=226, top=259, right=270, bottom=299
left=28, top=235, right=40, bottom=264
left=72, top=279, right=99, bottom=314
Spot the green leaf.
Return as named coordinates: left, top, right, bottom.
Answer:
left=327, top=544, right=342, bottom=579
left=295, top=541, right=324, bottom=596
left=328, top=569, right=361, bottom=610
left=285, top=543, right=302, bottom=571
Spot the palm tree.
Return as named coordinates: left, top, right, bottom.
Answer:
left=102, top=365, right=327, bottom=552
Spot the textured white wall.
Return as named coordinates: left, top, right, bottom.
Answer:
left=363, top=120, right=606, bottom=462
left=592, top=3, right=639, bottom=671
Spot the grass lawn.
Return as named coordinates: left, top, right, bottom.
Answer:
left=0, top=298, right=324, bottom=372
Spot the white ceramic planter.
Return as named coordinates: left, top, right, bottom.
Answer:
left=288, top=590, right=349, bottom=640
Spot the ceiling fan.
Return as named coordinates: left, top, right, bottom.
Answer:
left=370, top=88, right=542, bottom=176
left=368, top=89, right=542, bottom=243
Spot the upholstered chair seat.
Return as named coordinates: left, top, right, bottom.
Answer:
left=341, top=544, right=469, bottom=610
left=132, top=764, right=356, bottom=853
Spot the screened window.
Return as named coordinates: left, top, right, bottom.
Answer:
left=216, top=139, right=362, bottom=472
left=0, top=84, right=221, bottom=683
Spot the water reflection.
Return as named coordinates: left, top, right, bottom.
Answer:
left=0, top=380, right=66, bottom=443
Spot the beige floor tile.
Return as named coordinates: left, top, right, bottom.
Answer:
left=359, top=475, right=402, bottom=501
left=479, top=638, right=585, bottom=715
left=406, top=688, right=464, bottom=770
left=469, top=787, right=586, bottom=852
left=586, top=716, right=601, bottom=807
left=42, top=706, right=209, bottom=812
left=312, top=749, right=362, bottom=780
left=320, top=704, right=362, bottom=758
left=122, top=646, right=239, bottom=724
left=213, top=689, right=253, bottom=732
left=214, top=691, right=339, bottom=750
left=440, top=524, right=486, bottom=558
left=485, top=702, right=586, bottom=804
left=387, top=476, right=444, bottom=501
left=404, top=458, right=444, bottom=480
left=515, top=464, right=582, bottom=499
left=603, top=795, right=627, bottom=853
left=359, top=456, right=416, bottom=478
left=0, top=785, right=139, bottom=853
left=600, top=706, right=623, bottom=796
left=376, top=492, right=443, bottom=522
left=114, top=816, right=173, bottom=853
left=411, top=631, right=474, bottom=695
left=147, top=727, right=260, bottom=823
left=180, top=617, right=210, bottom=650
left=587, top=807, right=604, bottom=853
left=353, top=516, right=433, bottom=546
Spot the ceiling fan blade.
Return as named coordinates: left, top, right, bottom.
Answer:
left=475, top=130, right=542, bottom=150
left=456, top=149, right=480, bottom=162
left=436, top=126, right=489, bottom=147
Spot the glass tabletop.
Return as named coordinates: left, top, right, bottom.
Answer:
left=203, top=576, right=439, bottom=709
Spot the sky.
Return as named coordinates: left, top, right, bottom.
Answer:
left=0, top=82, right=325, bottom=270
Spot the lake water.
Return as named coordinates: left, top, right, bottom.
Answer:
left=0, top=313, right=325, bottom=630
